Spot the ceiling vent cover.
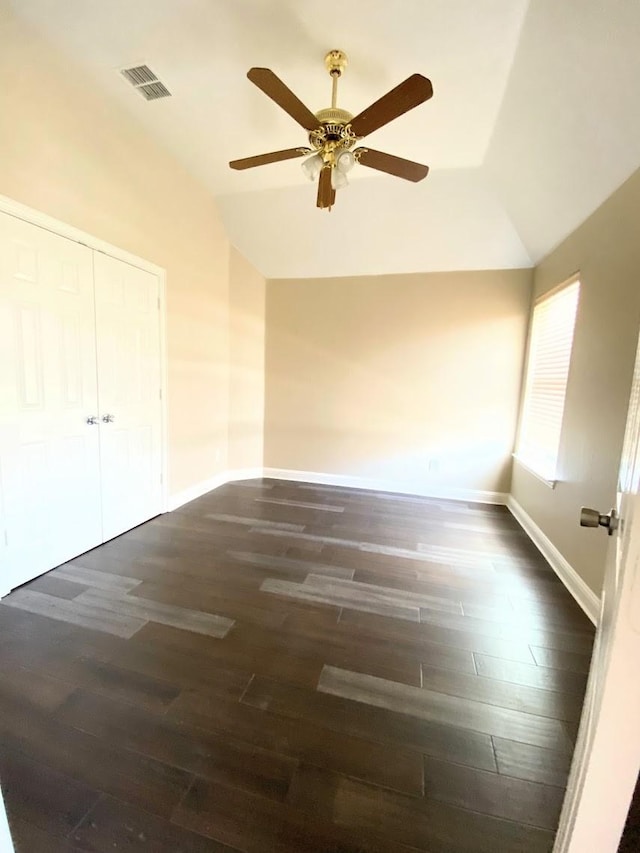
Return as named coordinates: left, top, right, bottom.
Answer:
left=120, top=65, right=171, bottom=100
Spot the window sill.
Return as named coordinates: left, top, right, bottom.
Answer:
left=512, top=455, right=557, bottom=489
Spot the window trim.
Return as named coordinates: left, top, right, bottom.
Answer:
left=514, top=272, right=581, bottom=486
left=512, top=453, right=557, bottom=489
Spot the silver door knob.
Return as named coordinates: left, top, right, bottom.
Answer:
left=580, top=506, right=619, bottom=535
left=102, top=414, right=115, bottom=423
left=86, top=416, right=99, bottom=425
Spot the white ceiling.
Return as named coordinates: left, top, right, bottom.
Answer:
left=8, top=0, right=640, bottom=278
left=218, top=169, right=531, bottom=279
left=484, top=0, right=640, bottom=264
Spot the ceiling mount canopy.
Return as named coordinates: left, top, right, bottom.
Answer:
left=229, top=50, right=433, bottom=211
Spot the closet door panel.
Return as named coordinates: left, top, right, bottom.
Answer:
left=93, top=253, right=163, bottom=542
left=0, top=212, right=102, bottom=591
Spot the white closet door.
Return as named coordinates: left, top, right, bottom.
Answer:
left=0, top=212, right=102, bottom=591
left=93, top=253, right=163, bottom=542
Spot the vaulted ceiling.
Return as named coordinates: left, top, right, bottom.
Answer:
left=9, top=0, right=640, bottom=278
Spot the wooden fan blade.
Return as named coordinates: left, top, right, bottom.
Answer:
left=350, top=74, right=433, bottom=138
left=247, top=68, right=319, bottom=131
left=317, top=166, right=335, bottom=209
left=229, top=147, right=311, bottom=170
left=356, top=148, right=429, bottom=182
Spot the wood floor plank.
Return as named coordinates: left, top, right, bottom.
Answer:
left=126, top=578, right=288, bottom=630
left=255, top=497, right=345, bottom=513
left=304, top=574, right=463, bottom=613
left=474, top=653, right=589, bottom=695
left=70, top=794, right=236, bottom=852
left=168, top=689, right=425, bottom=796
left=416, top=543, right=497, bottom=569
left=251, top=526, right=364, bottom=550
left=421, top=755, right=564, bottom=830
left=99, top=629, right=255, bottom=698
left=24, top=575, right=89, bottom=600
left=261, top=577, right=422, bottom=622
left=57, top=688, right=297, bottom=803
left=231, top=480, right=274, bottom=490
left=530, top=645, right=593, bottom=674
left=419, top=663, right=583, bottom=722
left=228, top=549, right=355, bottom=579
left=52, top=564, right=142, bottom=591
left=353, top=567, right=513, bottom=608
left=0, top=745, right=100, bottom=841
left=129, top=618, right=328, bottom=689
left=240, top=676, right=498, bottom=772
left=219, top=619, right=424, bottom=687
left=0, top=663, right=75, bottom=713
left=75, top=587, right=234, bottom=638
left=318, top=665, right=576, bottom=752
left=1, top=695, right=193, bottom=818
left=419, top=607, right=594, bottom=653
left=205, top=512, right=305, bottom=532
left=5, top=816, right=82, bottom=853
left=340, top=609, right=538, bottom=663
left=248, top=613, right=478, bottom=678
left=172, top=773, right=422, bottom=853
left=0, top=633, right=183, bottom=712
left=295, top=769, right=556, bottom=853
left=0, top=601, right=80, bottom=643
left=492, top=737, right=573, bottom=787
left=462, top=598, right=592, bottom=632
left=1, top=590, right=147, bottom=638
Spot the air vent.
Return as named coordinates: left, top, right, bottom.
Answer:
left=138, top=81, right=171, bottom=101
left=120, top=64, right=171, bottom=100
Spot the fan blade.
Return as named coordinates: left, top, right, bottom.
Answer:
left=356, top=148, right=429, bottom=182
left=247, top=68, right=319, bottom=131
left=229, top=147, right=311, bottom=170
left=350, top=74, right=433, bottom=138
left=317, top=166, right=335, bottom=209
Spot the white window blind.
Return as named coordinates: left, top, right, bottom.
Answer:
left=516, top=280, right=580, bottom=481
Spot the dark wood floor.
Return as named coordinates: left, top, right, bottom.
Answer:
left=0, top=479, right=595, bottom=852
left=619, top=771, right=640, bottom=852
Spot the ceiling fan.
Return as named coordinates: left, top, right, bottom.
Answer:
left=229, top=50, right=433, bottom=211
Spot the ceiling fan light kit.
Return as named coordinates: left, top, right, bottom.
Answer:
left=229, top=50, right=433, bottom=211
left=301, top=153, right=324, bottom=181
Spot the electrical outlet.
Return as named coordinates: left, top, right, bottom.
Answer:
left=428, top=458, right=440, bottom=474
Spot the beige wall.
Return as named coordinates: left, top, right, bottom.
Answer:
left=0, top=10, right=231, bottom=495
left=512, top=167, right=640, bottom=595
left=265, top=270, right=532, bottom=496
left=228, top=247, right=266, bottom=470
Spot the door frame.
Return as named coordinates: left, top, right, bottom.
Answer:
left=553, top=333, right=640, bottom=850
left=0, top=193, right=169, bottom=514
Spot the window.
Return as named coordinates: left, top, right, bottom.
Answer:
left=516, top=278, right=580, bottom=483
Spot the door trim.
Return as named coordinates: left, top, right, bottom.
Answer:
left=0, top=193, right=169, bottom=512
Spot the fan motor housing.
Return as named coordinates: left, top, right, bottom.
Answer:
left=315, top=107, right=353, bottom=126
left=310, top=108, right=358, bottom=154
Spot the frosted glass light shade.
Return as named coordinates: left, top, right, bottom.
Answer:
left=336, top=150, right=356, bottom=173
left=301, top=154, right=324, bottom=181
left=331, top=167, right=349, bottom=190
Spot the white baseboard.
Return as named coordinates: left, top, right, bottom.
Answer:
left=226, top=467, right=266, bottom=485
left=262, top=467, right=508, bottom=505
left=507, top=496, right=600, bottom=625
left=168, top=465, right=508, bottom=510
left=167, top=467, right=264, bottom=511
